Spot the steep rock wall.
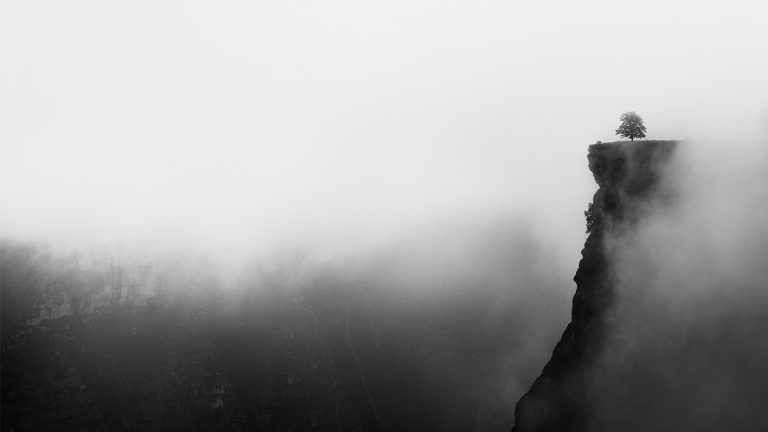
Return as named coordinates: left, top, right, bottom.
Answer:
left=512, top=140, right=679, bottom=432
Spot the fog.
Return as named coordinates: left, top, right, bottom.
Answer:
left=2, top=1, right=768, bottom=430
left=589, top=138, right=768, bottom=431
left=2, top=0, right=768, bottom=265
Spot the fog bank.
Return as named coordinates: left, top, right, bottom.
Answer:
left=591, top=138, right=768, bottom=431
left=3, top=0, right=768, bottom=266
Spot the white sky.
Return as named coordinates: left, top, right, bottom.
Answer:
left=1, top=0, right=767, bottom=261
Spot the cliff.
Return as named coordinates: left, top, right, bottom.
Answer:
left=512, top=140, right=679, bottom=432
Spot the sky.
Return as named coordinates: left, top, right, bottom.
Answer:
left=1, top=0, right=767, bottom=264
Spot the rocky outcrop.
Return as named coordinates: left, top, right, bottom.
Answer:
left=512, top=140, right=679, bottom=432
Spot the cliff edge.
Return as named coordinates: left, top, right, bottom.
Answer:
left=512, top=140, right=679, bottom=432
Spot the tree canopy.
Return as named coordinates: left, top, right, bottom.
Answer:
left=615, top=111, right=647, bottom=141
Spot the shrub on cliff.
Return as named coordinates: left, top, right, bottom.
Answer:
left=584, top=202, right=595, bottom=233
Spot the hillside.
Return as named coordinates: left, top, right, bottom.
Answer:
left=1, top=222, right=567, bottom=431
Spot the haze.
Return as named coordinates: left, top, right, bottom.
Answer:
left=580, top=138, right=768, bottom=431
left=2, top=0, right=767, bottom=262
left=3, top=2, right=768, bottom=431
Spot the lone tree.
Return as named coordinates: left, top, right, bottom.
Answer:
left=615, top=111, right=647, bottom=141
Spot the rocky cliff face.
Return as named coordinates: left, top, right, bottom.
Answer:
left=512, top=141, right=679, bottom=432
